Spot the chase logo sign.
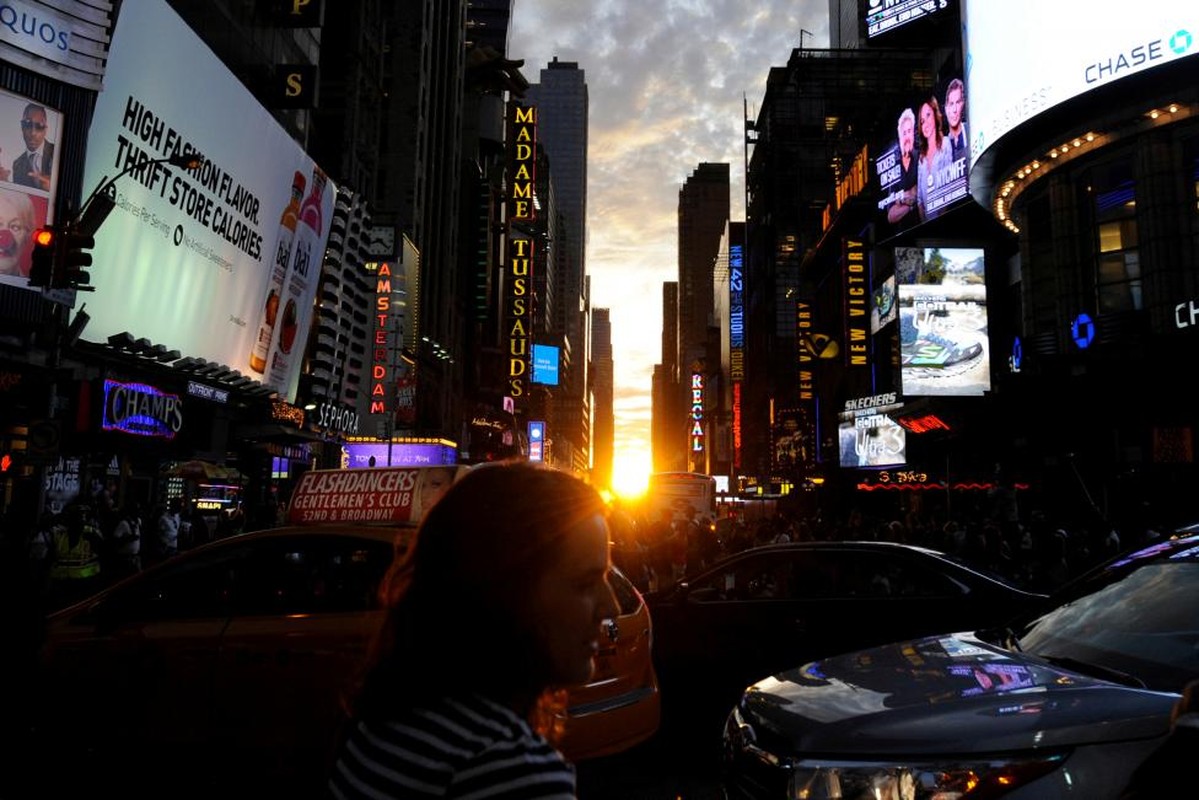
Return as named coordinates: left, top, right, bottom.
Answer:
left=1170, top=29, right=1193, bottom=54
left=1085, top=27, right=1192, bottom=85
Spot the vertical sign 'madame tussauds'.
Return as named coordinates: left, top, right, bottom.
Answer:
left=507, top=103, right=536, bottom=399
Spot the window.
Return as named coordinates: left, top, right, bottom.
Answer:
left=1091, top=157, right=1141, bottom=313
left=231, top=536, right=393, bottom=616
left=95, top=547, right=244, bottom=622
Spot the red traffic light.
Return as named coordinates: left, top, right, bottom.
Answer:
left=28, top=225, right=57, bottom=288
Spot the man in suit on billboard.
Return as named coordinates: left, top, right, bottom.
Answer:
left=3, top=104, right=55, bottom=191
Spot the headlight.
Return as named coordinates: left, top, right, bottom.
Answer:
left=787, top=754, right=1066, bottom=800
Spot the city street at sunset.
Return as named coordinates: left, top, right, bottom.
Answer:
left=4, top=0, right=1199, bottom=798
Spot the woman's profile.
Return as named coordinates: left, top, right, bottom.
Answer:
left=328, top=461, right=617, bottom=799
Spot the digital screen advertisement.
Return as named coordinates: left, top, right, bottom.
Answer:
left=838, top=392, right=906, bottom=469
left=876, top=72, right=970, bottom=235
left=531, top=343, right=559, bottom=385
left=80, top=0, right=336, bottom=403
left=866, top=0, right=952, bottom=39
left=964, top=0, right=1198, bottom=168
left=896, top=247, right=990, bottom=397
left=871, top=274, right=897, bottom=334
left=342, top=442, right=459, bottom=469
left=0, top=87, right=62, bottom=289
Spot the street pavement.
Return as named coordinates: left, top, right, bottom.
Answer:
left=575, top=702, right=726, bottom=799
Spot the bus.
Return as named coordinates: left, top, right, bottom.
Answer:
left=644, top=471, right=717, bottom=525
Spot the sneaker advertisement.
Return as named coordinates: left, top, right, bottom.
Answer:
left=896, top=247, right=990, bottom=396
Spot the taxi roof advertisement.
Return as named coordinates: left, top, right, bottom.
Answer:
left=80, top=0, right=336, bottom=403
left=287, top=466, right=466, bottom=526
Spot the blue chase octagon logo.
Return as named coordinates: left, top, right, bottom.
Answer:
left=1071, top=313, right=1096, bottom=350
left=1169, top=29, right=1193, bottom=55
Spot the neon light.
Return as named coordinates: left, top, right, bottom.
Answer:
left=102, top=379, right=183, bottom=439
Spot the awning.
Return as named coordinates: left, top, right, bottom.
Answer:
left=162, top=460, right=245, bottom=482
left=234, top=423, right=327, bottom=443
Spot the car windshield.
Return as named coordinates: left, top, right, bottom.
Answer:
left=1016, top=559, right=1199, bottom=692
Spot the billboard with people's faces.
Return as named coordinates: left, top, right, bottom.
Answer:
left=0, top=88, right=62, bottom=289
left=896, top=247, right=990, bottom=397
left=80, top=0, right=336, bottom=403
left=875, top=73, right=970, bottom=236
left=964, top=0, right=1198, bottom=168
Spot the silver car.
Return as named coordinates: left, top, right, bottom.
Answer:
left=722, top=530, right=1199, bottom=799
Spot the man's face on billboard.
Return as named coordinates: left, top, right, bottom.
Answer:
left=945, top=86, right=964, bottom=130
left=899, top=115, right=915, bottom=154
left=21, top=107, right=47, bottom=151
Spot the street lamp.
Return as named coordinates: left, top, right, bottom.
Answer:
left=74, top=151, right=204, bottom=237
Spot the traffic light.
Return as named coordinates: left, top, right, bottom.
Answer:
left=55, top=224, right=95, bottom=291
left=28, top=225, right=56, bottom=288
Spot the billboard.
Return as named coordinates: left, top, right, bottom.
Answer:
left=866, top=0, right=953, bottom=39
left=838, top=392, right=906, bottom=468
left=0, top=88, right=62, bottom=290
left=531, top=343, right=559, bottom=386
left=964, top=0, right=1199, bottom=168
left=871, top=274, right=897, bottom=333
left=896, top=247, right=990, bottom=397
left=342, top=441, right=458, bottom=469
left=876, top=73, right=970, bottom=235
left=80, top=0, right=336, bottom=403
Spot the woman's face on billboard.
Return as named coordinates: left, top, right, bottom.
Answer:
left=920, top=102, right=937, bottom=142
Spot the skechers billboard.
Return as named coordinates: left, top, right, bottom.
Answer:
left=964, top=0, right=1198, bottom=169
left=896, top=247, right=990, bottom=397
left=875, top=73, right=970, bottom=236
left=81, top=0, right=336, bottom=403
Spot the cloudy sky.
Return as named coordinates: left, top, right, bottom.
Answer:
left=509, top=1, right=831, bottom=492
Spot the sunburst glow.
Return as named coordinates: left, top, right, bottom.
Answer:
left=610, top=448, right=651, bottom=501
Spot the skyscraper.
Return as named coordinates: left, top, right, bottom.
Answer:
left=677, top=163, right=730, bottom=469
left=591, top=307, right=614, bottom=489
left=526, top=58, right=591, bottom=475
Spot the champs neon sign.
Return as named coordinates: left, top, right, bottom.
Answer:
left=102, top=379, right=183, bottom=439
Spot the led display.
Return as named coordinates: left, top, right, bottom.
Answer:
left=531, top=343, right=560, bottom=385
left=876, top=72, right=970, bottom=235
left=838, top=392, right=906, bottom=469
left=896, top=247, right=990, bottom=397
left=964, top=0, right=1198, bottom=168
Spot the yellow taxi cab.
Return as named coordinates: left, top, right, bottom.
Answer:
left=32, top=465, right=660, bottom=797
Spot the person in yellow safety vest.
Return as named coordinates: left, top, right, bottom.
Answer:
left=48, top=502, right=104, bottom=609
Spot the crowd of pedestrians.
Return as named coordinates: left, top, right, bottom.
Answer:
left=2, top=491, right=257, bottom=620
left=608, top=493, right=1167, bottom=597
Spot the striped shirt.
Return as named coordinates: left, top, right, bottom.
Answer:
left=328, top=694, right=576, bottom=799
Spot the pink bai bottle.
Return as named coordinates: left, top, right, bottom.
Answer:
left=263, top=166, right=327, bottom=392
left=249, top=170, right=305, bottom=373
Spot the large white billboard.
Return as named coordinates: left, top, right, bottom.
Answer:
left=965, top=1, right=1198, bottom=169
left=81, top=0, right=335, bottom=403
